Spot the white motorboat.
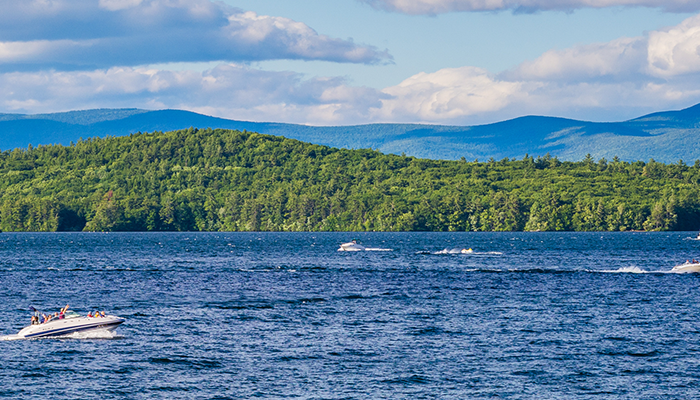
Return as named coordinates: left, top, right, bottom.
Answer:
left=671, top=262, right=700, bottom=273
left=461, top=248, right=474, bottom=254
left=338, top=240, right=366, bottom=251
left=17, top=310, right=125, bottom=339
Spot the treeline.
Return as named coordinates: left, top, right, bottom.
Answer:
left=0, top=128, right=698, bottom=232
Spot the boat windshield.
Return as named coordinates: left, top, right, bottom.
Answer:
left=63, top=310, right=80, bottom=319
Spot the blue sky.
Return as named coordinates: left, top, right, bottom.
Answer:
left=1, top=0, right=699, bottom=126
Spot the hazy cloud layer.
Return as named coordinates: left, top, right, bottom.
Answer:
left=5, top=11, right=700, bottom=125
left=0, top=64, right=387, bottom=125
left=376, top=68, right=700, bottom=124
left=0, top=0, right=390, bottom=71
left=359, top=0, right=700, bottom=14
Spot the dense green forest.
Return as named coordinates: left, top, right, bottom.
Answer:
left=0, top=128, right=698, bottom=232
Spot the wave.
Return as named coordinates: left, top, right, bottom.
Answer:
left=479, top=266, right=696, bottom=275
left=1, top=329, right=122, bottom=341
left=592, top=266, right=696, bottom=274
left=337, top=247, right=393, bottom=252
left=423, top=248, right=503, bottom=255
left=61, top=329, right=123, bottom=340
left=433, top=248, right=466, bottom=255
left=447, top=266, right=679, bottom=275
left=598, top=266, right=649, bottom=274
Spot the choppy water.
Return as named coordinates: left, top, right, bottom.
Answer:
left=1, top=231, right=700, bottom=399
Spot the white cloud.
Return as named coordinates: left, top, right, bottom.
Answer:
left=503, top=37, right=648, bottom=81
left=0, top=41, right=55, bottom=62
left=375, top=67, right=526, bottom=121
left=0, top=0, right=390, bottom=71
left=359, top=0, right=700, bottom=14
left=504, top=13, right=700, bottom=82
left=98, top=0, right=143, bottom=11
left=371, top=12, right=700, bottom=124
left=647, top=14, right=700, bottom=77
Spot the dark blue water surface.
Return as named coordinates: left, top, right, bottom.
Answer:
left=1, top=232, right=700, bottom=399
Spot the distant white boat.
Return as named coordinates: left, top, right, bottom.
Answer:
left=672, top=261, right=700, bottom=273
left=338, top=240, right=366, bottom=251
left=461, top=248, right=473, bottom=254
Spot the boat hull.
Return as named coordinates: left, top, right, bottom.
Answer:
left=17, top=316, right=125, bottom=338
left=338, top=242, right=366, bottom=251
left=671, top=263, right=700, bottom=273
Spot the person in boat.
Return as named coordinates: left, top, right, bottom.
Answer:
left=31, top=315, right=38, bottom=325
left=100, top=311, right=106, bottom=317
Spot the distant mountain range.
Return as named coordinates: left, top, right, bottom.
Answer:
left=2, top=104, right=700, bottom=162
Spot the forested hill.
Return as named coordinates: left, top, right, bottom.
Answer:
left=0, top=128, right=699, bottom=232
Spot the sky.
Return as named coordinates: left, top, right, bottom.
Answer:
left=2, top=0, right=700, bottom=126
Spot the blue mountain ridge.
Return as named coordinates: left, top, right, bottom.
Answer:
left=1, top=104, right=699, bottom=163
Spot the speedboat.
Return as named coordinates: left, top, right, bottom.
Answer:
left=338, top=240, right=366, bottom=251
left=671, top=261, right=700, bottom=273
left=17, top=310, right=125, bottom=339
left=461, top=248, right=474, bottom=254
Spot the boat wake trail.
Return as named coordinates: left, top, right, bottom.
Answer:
left=337, top=241, right=392, bottom=252
left=596, top=266, right=687, bottom=274
left=424, top=248, right=503, bottom=255
left=1, top=329, right=123, bottom=341
left=61, top=329, right=123, bottom=339
left=598, top=266, right=649, bottom=274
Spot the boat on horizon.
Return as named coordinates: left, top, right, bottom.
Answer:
left=17, top=309, right=125, bottom=339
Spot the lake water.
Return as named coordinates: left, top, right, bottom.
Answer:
left=1, top=231, right=699, bottom=399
